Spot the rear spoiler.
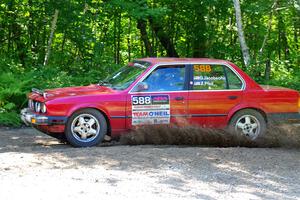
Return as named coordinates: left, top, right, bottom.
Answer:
left=32, top=88, right=48, bottom=99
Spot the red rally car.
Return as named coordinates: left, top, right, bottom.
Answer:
left=21, top=58, right=300, bottom=147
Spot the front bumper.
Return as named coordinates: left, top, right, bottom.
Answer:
left=21, top=108, right=67, bottom=126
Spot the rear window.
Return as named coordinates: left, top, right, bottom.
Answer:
left=192, top=64, right=243, bottom=90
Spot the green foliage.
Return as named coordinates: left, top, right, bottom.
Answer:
left=0, top=56, right=123, bottom=126
left=0, top=111, right=22, bottom=127
left=268, top=61, right=300, bottom=91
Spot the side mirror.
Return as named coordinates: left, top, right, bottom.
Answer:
left=135, top=82, right=149, bottom=92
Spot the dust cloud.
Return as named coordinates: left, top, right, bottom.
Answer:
left=120, top=124, right=300, bottom=148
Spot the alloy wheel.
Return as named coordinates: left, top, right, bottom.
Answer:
left=71, top=114, right=100, bottom=143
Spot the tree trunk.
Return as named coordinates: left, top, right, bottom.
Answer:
left=140, top=36, right=144, bottom=56
left=7, top=0, right=14, bottom=56
left=149, top=17, right=178, bottom=57
left=277, top=18, right=281, bottom=60
left=280, top=19, right=290, bottom=60
left=295, top=1, right=300, bottom=65
left=137, top=19, right=153, bottom=57
left=12, top=22, right=26, bottom=66
left=127, top=17, right=131, bottom=62
left=41, top=23, right=46, bottom=62
left=294, top=21, right=299, bottom=50
left=233, top=0, right=251, bottom=67
left=192, top=11, right=206, bottom=58
left=113, top=15, right=117, bottom=64
left=151, top=24, right=156, bottom=56
left=61, top=30, right=66, bottom=52
left=264, top=52, right=271, bottom=81
left=186, top=39, right=190, bottom=57
left=27, top=0, right=39, bottom=55
left=43, top=9, right=59, bottom=66
left=8, top=0, right=26, bottom=65
left=116, top=13, right=121, bottom=64
left=277, top=9, right=290, bottom=60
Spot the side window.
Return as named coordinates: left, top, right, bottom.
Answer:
left=141, top=65, right=186, bottom=92
left=224, top=67, right=243, bottom=89
left=192, top=64, right=243, bottom=90
left=193, top=64, right=226, bottom=90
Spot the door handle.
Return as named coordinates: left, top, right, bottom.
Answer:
left=175, top=96, right=184, bottom=101
left=228, top=95, right=238, bottom=100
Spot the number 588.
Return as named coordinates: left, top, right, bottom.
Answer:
left=132, top=96, right=151, bottom=105
left=194, top=65, right=212, bottom=73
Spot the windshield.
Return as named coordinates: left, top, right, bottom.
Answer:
left=99, top=63, right=147, bottom=90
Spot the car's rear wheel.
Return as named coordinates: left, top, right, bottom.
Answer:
left=65, top=108, right=107, bottom=147
left=229, top=109, right=266, bottom=140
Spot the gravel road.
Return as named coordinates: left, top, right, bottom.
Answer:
left=0, top=128, right=300, bottom=200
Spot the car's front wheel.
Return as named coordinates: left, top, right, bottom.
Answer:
left=65, top=108, right=107, bottom=147
left=229, top=109, right=267, bottom=140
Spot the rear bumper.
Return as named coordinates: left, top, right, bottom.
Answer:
left=21, top=108, right=67, bottom=126
left=268, top=112, right=300, bottom=123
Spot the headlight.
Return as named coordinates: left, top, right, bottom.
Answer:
left=28, top=99, right=32, bottom=109
left=28, top=99, right=35, bottom=109
left=41, top=103, right=47, bottom=113
left=35, top=102, right=41, bottom=113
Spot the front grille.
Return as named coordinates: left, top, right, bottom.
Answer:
left=28, top=99, right=41, bottom=113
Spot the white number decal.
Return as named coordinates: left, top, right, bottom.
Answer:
left=138, top=97, right=145, bottom=105
left=145, top=97, right=151, bottom=104
left=132, top=96, right=152, bottom=105
left=132, top=97, right=139, bottom=105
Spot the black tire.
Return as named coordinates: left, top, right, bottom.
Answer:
left=229, top=109, right=267, bottom=140
left=65, top=108, right=107, bottom=147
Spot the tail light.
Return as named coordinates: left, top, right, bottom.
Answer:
left=298, top=97, right=300, bottom=113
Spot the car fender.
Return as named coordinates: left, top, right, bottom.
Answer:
left=227, top=103, right=267, bottom=124
left=66, top=103, right=110, bottom=120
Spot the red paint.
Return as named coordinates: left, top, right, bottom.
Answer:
left=26, top=58, right=300, bottom=137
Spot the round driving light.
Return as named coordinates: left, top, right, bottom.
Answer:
left=35, top=102, right=41, bottom=113
left=41, top=103, right=47, bottom=113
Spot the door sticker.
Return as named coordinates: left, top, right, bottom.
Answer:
left=194, top=75, right=226, bottom=86
left=131, top=95, right=170, bottom=125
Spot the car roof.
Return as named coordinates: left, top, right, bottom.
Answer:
left=135, top=57, right=229, bottom=65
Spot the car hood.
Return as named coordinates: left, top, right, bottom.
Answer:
left=29, top=84, right=114, bottom=101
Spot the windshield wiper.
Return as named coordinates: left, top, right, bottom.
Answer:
left=134, top=63, right=147, bottom=69
left=98, top=80, right=110, bottom=86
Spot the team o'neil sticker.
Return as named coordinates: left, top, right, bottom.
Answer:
left=131, top=95, right=170, bottom=125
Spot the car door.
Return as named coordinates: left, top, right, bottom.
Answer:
left=187, top=63, right=244, bottom=128
left=126, top=64, right=189, bottom=129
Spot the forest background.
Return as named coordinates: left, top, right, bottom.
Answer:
left=0, top=0, right=299, bottom=126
